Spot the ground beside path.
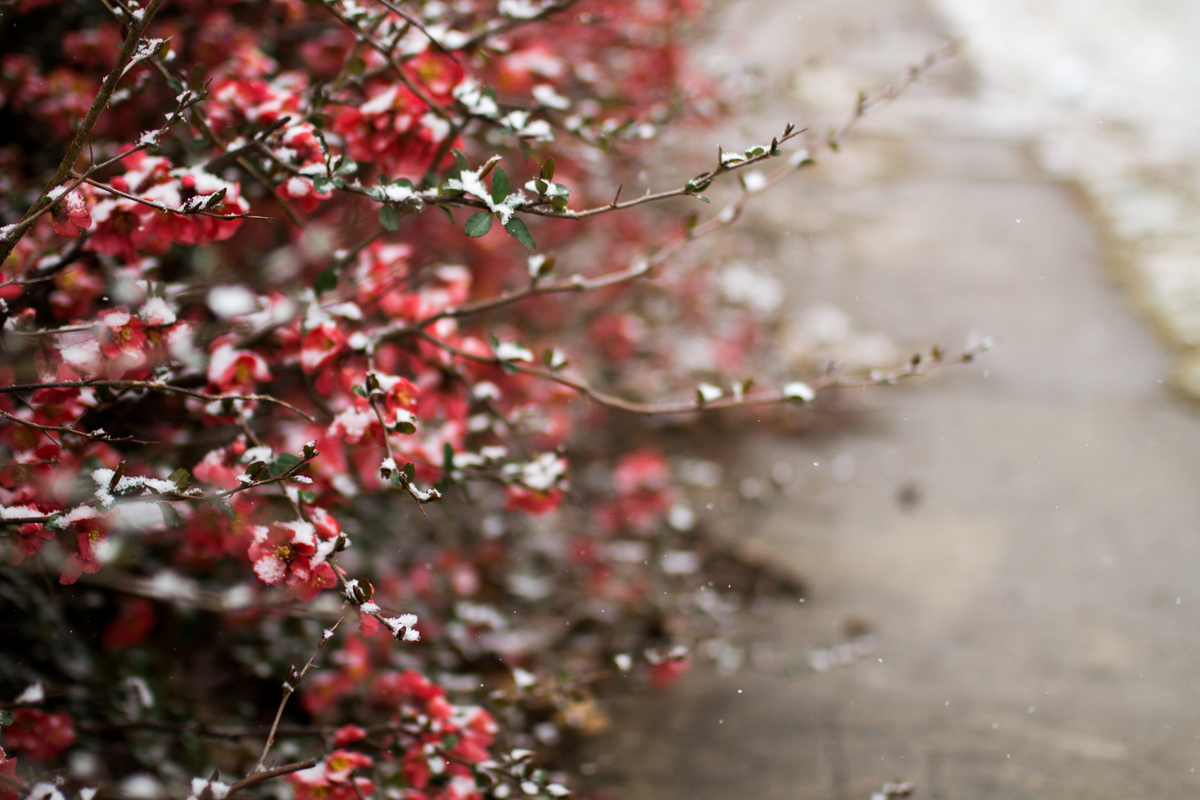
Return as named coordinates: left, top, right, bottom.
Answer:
left=578, top=0, right=1200, bottom=797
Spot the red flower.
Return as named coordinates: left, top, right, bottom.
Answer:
left=300, top=322, right=346, bottom=374
left=102, top=597, right=156, bottom=649
left=59, top=509, right=112, bottom=585
left=0, top=747, right=21, bottom=800
left=2, top=709, right=76, bottom=761
left=247, top=520, right=336, bottom=600
left=504, top=485, right=563, bottom=515
left=98, top=308, right=148, bottom=363
left=284, top=751, right=375, bottom=800
left=332, top=724, right=367, bottom=748
left=324, top=749, right=373, bottom=782
left=207, top=341, right=272, bottom=392
left=49, top=188, right=91, bottom=237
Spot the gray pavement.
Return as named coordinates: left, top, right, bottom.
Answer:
left=579, top=0, right=1200, bottom=796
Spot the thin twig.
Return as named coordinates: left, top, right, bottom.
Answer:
left=252, top=612, right=346, bottom=773
left=417, top=330, right=989, bottom=416
left=0, top=380, right=313, bottom=421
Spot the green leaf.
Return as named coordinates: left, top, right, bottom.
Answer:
left=504, top=217, right=536, bottom=251
left=465, top=212, right=493, bottom=237
left=334, top=157, right=358, bottom=176
left=347, top=56, right=366, bottom=76
left=490, top=167, right=509, bottom=205
left=202, top=188, right=227, bottom=210
left=452, top=148, right=470, bottom=173
left=158, top=502, right=182, bottom=528
left=394, top=178, right=415, bottom=190
left=269, top=453, right=301, bottom=478
left=215, top=498, right=236, bottom=521
left=401, top=462, right=415, bottom=483
left=314, top=267, right=338, bottom=297
left=299, top=489, right=317, bottom=504
left=169, top=468, right=191, bottom=491
left=541, top=157, right=555, bottom=181
left=693, top=194, right=710, bottom=204
left=437, top=205, right=455, bottom=225
left=534, top=178, right=548, bottom=195
left=313, top=175, right=336, bottom=195
left=379, top=205, right=403, bottom=231
left=0, top=709, right=11, bottom=726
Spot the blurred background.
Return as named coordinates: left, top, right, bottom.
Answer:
left=577, top=0, right=1200, bottom=797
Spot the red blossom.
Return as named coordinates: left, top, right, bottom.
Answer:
left=59, top=509, right=113, bottom=585
left=300, top=322, right=346, bottom=375
left=504, top=485, right=563, bottom=515
left=0, top=748, right=21, bottom=800
left=247, top=520, right=337, bottom=600
left=49, top=189, right=92, bottom=237
left=207, top=340, right=272, bottom=392
left=2, top=709, right=76, bottom=761
left=332, top=724, right=367, bottom=748
left=103, top=597, right=157, bottom=649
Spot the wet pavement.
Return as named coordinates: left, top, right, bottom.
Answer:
left=579, top=0, right=1200, bottom=797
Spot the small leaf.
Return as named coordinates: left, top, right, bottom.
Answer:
left=314, top=267, right=338, bottom=297
left=347, top=55, right=366, bottom=76
left=401, top=462, right=415, bottom=483
left=490, top=167, right=509, bottom=204
left=452, top=148, right=470, bottom=173
left=203, top=188, right=227, bottom=210
left=110, top=460, right=126, bottom=493
left=504, top=217, right=536, bottom=251
left=534, top=178, right=548, bottom=195
left=334, top=157, right=358, bottom=176
left=693, top=194, right=710, bottom=204
left=379, top=205, right=402, bottom=231
left=465, top=212, right=494, bottom=237
left=169, top=468, right=191, bottom=490
left=269, top=453, right=302, bottom=478
left=158, top=503, right=182, bottom=528
left=437, top=205, right=455, bottom=225
left=215, top=498, right=236, bottom=520
left=299, top=490, right=317, bottom=504
left=0, top=709, right=12, bottom=726
left=540, top=157, right=555, bottom=181
left=313, top=175, right=336, bottom=195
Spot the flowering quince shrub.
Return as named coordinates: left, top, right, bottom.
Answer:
left=0, top=1, right=975, bottom=800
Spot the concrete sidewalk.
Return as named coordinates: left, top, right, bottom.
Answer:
left=580, top=0, right=1200, bottom=797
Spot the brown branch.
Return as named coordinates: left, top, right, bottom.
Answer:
left=417, top=330, right=989, bottom=416
left=0, top=380, right=313, bottom=421
left=229, top=760, right=319, bottom=796
left=252, top=613, right=346, bottom=772
left=72, top=173, right=270, bottom=222
left=0, top=409, right=156, bottom=445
